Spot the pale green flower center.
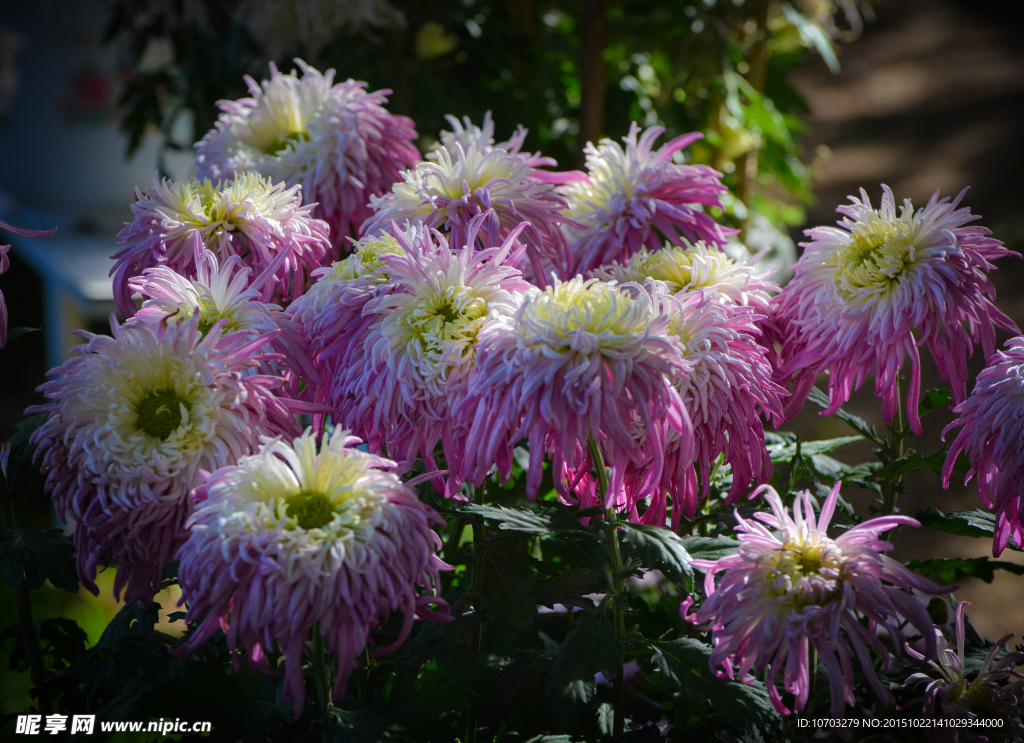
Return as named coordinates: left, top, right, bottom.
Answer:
left=768, top=537, right=845, bottom=608
left=135, top=390, right=188, bottom=440
left=284, top=490, right=335, bottom=530
left=263, top=129, right=309, bottom=156
left=835, top=221, right=918, bottom=295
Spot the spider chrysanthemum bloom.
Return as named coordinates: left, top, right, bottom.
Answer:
left=195, top=60, right=418, bottom=254
left=0, top=219, right=56, bottom=348
left=130, top=248, right=319, bottom=391
left=322, top=221, right=532, bottom=493
left=112, top=172, right=330, bottom=315
left=363, top=137, right=574, bottom=282
left=29, top=317, right=298, bottom=606
left=457, top=277, right=694, bottom=507
left=942, top=337, right=1024, bottom=556
left=627, top=291, right=784, bottom=528
left=904, top=601, right=1024, bottom=742
left=682, top=482, right=947, bottom=720
left=560, top=123, right=733, bottom=276
left=175, top=428, right=449, bottom=715
left=773, top=186, right=1019, bottom=435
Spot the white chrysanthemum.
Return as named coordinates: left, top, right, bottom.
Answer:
left=30, top=318, right=298, bottom=606
left=195, top=60, right=419, bottom=253
left=177, top=427, right=448, bottom=716
left=239, top=0, right=404, bottom=57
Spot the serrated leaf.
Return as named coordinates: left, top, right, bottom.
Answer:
left=906, top=557, right=1024, bottom=584
left=918, top=389, right=954, bottom=418
left=680, top=536, right=739, bottom=563
left=0, top=528, right=78, bottom=592
left=648, top=637, right=777, bottom=730
left=914, top=507, right=1013, bottom=544
left=620, top=523, right=693, bottom=588
left=767, top=436, right=862, bottom=464
left=807, top=387, right=884, bottom=446
left=465, top=504, right=593, bottom=536
left=547, top=608, right=622, bottom=705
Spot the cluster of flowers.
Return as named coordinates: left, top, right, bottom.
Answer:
left=19, top=59, right=1024, bottom=723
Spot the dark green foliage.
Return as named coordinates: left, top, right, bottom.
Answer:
left=906, top=557, right=1024, bottom=585
left=0, top=529, right=78, bottom=592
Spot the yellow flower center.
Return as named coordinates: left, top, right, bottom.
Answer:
left=768, top=537, right=844, bottom=608
left=284, top=490, right=335, bottom=530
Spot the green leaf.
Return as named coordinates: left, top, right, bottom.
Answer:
left=648, top=637, right=777, bottom=730
left=918, top=389, right=954, bottom=419
left=465, top=504, right=592, bottom=536
left=906, top=557, right=1024, bottom=584
left=4, top=327, right=39, bottom=344
left=0, top=528, right=78, bottom=592
left=915, top=507, right=1003, bottom=540
left=680, top=536, right=739, bottom=563
left=780, top=3, right=839, bottom=73
left=481, top=543, right=538, bottom=628
left=620, top=523, right=693, bottom=589
left=98, top=601, right=161, bottom=653
left=547, top=607, right=623, bottom=705
left=767, top=435, right=863, bottom=464
left=807, top=387, right=884, bottom=446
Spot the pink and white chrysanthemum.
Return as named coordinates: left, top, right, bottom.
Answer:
left=430, top=112, right=584, bottom=184
left=0, top=219, right=56, bottom=348
left=942, top=336, right=1024, bottom=556
left=627, top=291, right=784, bottom=528
left=559, top=123, right=733, bottom=276
left=194, top=60, right=418, bottom=254
left=112, top=172, right=330, bottom=315
left=363, top=137, right=575, bottom=282
left=321, top=222, right=531, bottom=494
left=456, top=277, right=694, bottom=508
left=176, top=427, right=449, bottom=715
left=773, top=186, right=1018, bottom=435
left=904, top=601, right=1024, bottom=741
left=130, top=247, right=319, bottom=391
left=29, top=317, right=298, bottom=606
left=682, top=482, right=947, bottom=720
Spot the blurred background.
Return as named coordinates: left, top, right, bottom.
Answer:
left=1, top=0, right=1023, bottom=714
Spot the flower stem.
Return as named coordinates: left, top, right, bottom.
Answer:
left=312, top=621, right=332, bottom=742
left=882, top=381, right=907, bottom=517
left=466, top=482, right=487, bottom=743
left=588, top=435, right=626, bottom=739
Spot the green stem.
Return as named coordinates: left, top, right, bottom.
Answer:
left=312, top=622, right=332, bottom=742
left=589, top=435, right=626, bottom=739
left=466, top=483, right=487, bottom=743
left=0, top=480, right=52, bottom=715
left=882, top=381, right=906, bottom=517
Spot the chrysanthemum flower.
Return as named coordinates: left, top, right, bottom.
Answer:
left=195, top=60, right=418, bottom=254
left=457, top=277, right=694, bottom=508
left=363, top=134, right=574, bottom=282
left=773, top=186, right=1018, bottom=435
left=559, top=123, right=733, bottom=276
left=320, top=221, right=531, bottom=494
left=430, top=112, right=584, bottom=183
left=0, top=219, right=56, bottom=348
left=904, top=601, right=1024, bottom=741
left=112, top=172, right=330, bottom=315
left=682, top=482, right=947, bottom=720
left=942, top=336, right=1024, bottom=556
left=626, top=291, right=784, bottom=528
left=175, top=428, right=449, bottom=715
left=29, top=317, right=298, bottom=606
left=130, top=247, right=319, bottom=391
